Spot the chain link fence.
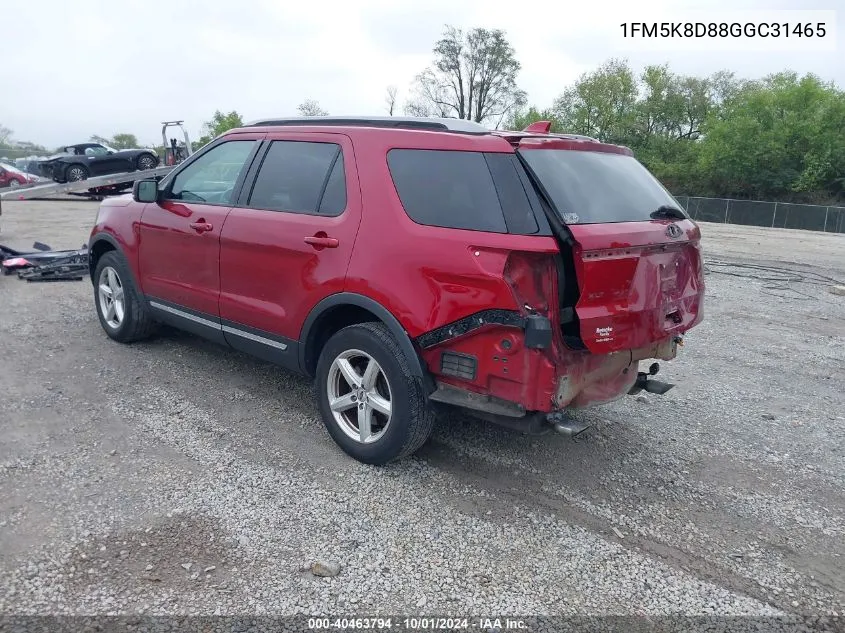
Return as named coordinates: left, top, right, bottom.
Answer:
left=675, top=195, right=845, bottom=234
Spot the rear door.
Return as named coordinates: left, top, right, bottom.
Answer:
left=138, top=135, right=263, bottom=341
left=518, top=142, right=705, bottom=354
left=218, top=132, right=362, bottom=368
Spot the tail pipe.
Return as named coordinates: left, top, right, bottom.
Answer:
left=547, top=412, right=591, bottom=438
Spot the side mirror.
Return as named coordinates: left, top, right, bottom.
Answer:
left=133, top=178, right=159, bottom=203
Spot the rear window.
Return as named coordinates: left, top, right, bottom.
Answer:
left=518, top=149, right=686, bottom=224
left=387, top=149, right=547, bottom=235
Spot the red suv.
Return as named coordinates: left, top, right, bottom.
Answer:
left=87, top=116, right=704, bottom=464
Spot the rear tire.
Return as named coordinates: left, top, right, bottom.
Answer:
left=93, top=251, right=158, bottom=343
left=66, top=164, right=89, bottom=182
left=315, top=322, right=435, bottom=465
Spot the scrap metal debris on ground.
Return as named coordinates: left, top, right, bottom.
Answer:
left=1, top=242, right=88, bottom=282
left=704, top=258, right=845, bottom=302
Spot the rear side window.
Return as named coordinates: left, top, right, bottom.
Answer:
left=388, top=149, right=505, bottom=233
left=518, top=149, right=686, bottom=224
left=247, top=140, right=346, bottom=215
left=387, top=149, right=546, bottom=235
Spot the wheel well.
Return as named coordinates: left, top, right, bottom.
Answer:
left=88, top=239, right=115, bottom=281
left=303, top=305, right=381, bottom=376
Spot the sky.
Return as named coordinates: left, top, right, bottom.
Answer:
left=1, top=0, right=841, bottom=149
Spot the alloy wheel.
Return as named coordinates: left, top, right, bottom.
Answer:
left=98, top=266, right=125, bottom=329
left=326, top=349, right=393, bottom=443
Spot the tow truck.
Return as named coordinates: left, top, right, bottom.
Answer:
left=0, top=121, right=193, bottom=203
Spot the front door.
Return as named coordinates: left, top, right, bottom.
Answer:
left=85, top=146, right=126, bottom=176
left=138, top=136, right=263, bottom=342
left=218, top=133, right=362, bottom=369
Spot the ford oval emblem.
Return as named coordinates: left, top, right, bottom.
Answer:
left=665, top=223, right=683, bottom=238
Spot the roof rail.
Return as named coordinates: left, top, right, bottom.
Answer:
left=243, top=116, right=491, bottom=134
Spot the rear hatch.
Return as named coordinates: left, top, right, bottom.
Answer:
left=518, top=139, right=705, bottom=354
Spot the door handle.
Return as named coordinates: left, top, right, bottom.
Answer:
left=304, top=235, right=339, bottom=249
left=189, top=221, right=213, bottom=233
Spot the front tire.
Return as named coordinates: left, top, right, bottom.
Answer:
left=93, top=251, right=158, bottom=343
left=136, top=153, right=158, bottom=171
left=315, top=322, right=435, bottom=465
left=66, top=164, right=89, bottom=182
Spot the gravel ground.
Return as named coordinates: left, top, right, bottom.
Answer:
left=0, top=200, right=843, bottom=626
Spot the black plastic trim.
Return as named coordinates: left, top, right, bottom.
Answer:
left=524, top=314, right=552, bottom=349
left=440, top=351, right=477, bottom=380
left=415, top=309, right=526, bottom=349
left=87, top=233, right=142, bottom=291
left=147, top=296, right=227, bottom=345
left=220, top=317, right=299, bottom=371
left=299, top=293, right=429, bottom=384
left=514, top=151, right=575, bottom=247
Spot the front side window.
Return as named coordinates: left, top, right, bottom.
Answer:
left=247, top=141, right=346, bottom=215
left=85, top=146, right=110, bottom=157
left=169, top=140, right=256, bottom=204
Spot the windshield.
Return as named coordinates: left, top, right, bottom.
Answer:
left=518, top=149, right=687, bottom=224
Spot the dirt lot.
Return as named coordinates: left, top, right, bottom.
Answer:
left=0, top=200, right=843, bottom=622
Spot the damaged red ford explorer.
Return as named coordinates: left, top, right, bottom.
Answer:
left=87, top=116, right=705, bottom=464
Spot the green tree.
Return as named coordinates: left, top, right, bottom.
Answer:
left=697, top=72, right=845, bottom=200
left=551, top=58, right=638, bottom=144
left=409, top=25, right=527, bottom=124
left=90, top=133, right=139, bottom=149
left=197, top=110, right=244, bottom=147
left=11, top=140, right=47, bottom=154
left=504, top=105, right=561, bottom=132
left=504, top=56, right=841, bottom=201
left=0, top=124, right=12, bottom=146
left=111, top=133, right=139, bottom=149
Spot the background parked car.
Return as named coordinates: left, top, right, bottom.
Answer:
left=0, top=162, right=40, bottom=188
